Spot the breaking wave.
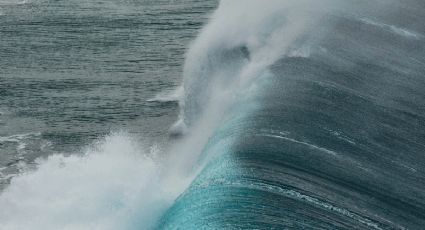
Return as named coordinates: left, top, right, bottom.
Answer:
left=1, top=0, right=425, bottom=229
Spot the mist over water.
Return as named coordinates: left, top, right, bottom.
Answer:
left=0, top=133, right=167, bottom=230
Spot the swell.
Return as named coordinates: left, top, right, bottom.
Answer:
left=157, top=0, right=425, bottom=229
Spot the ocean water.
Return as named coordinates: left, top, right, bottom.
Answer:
left=1, top=0, right=425, bottom=229
left=0, top=0, right=216, bottom=186
left=0, top=0, right=217, bottom=229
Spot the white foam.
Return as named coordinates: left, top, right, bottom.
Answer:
left=260, top=133, right=338, bottom=156
left=0, top=132, right=192, bottom=230
left=360, top=18, right=421, bottom=39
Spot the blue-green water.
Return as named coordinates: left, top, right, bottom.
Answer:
left=1, top=0, right=425, bottom=229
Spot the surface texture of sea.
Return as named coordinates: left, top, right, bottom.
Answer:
left=1, top=0, right=425, bottom=229
left=0, top=0, right=217, bottom=188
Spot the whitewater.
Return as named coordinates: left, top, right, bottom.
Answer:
left=1, top=0, right=425, bottom=229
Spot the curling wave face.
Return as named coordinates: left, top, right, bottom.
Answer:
left=157, top=0, right=425, bottom=229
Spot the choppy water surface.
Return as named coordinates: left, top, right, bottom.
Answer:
left=0, top=0, right=217, bottom=187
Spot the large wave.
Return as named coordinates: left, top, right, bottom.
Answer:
left=158, top=0, right=425, bottom=229
left=1, top=0, right=424, bottom=229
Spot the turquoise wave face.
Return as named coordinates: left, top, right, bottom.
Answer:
left=157, top=1, right=425, bottom=229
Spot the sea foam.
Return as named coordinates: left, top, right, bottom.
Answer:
left=0, top=132, right=189, bottom=230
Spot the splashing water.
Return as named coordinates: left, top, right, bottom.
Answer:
left=0, top=132, right=192, bottom=230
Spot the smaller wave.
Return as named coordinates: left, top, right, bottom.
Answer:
left=0, top=0, right=29, bottom=6
left=147, top=87, right=183, bottom=103
left=0, top=132, right=41, bottom=143
left=0, top=0, right=31, bottom=15
left=148, top=87, right=187, bottom=137
left=0, top=132, right=41, bottom=154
